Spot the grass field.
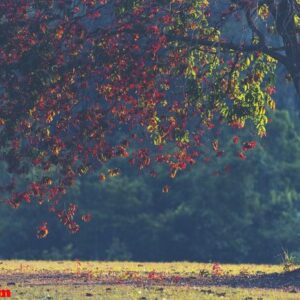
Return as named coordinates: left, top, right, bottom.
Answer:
left=0, top=260, right=300, bottom=299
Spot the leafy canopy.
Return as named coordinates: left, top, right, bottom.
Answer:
left=1, top=0, right=298, bottom=233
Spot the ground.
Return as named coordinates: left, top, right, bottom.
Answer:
left=0, top=261, right=300, bottom=299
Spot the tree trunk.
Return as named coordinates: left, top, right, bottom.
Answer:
left=288, top=51, right=300, bottom=103
left=271, top=0, right=300, bottom=102
left=292, top=73, right=300, bottom=100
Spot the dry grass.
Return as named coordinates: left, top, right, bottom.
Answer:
left=0, top=260, right=285, bottom=275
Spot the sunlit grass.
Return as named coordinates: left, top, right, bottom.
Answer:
left=4, top=284, right=300, bottom=300
left=0, top=260, right=286, bottom=276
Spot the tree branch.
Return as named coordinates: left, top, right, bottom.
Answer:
left=167, top=34, right=287, bottom=64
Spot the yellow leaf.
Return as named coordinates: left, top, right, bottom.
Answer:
left=294, top=14, right=300, bottom=28
left=258, top=4, right=270, bottom=20
left=46, top=111, right=56, bottom=123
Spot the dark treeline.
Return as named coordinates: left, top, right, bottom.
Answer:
left=1, top=107, right=300, bottom=263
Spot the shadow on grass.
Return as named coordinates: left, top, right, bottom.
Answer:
left=1, top=268, right=300, bottom=292
left=188, top=268, right=300, bottom=291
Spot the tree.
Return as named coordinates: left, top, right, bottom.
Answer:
left=0, top=0, right=298, bottom=234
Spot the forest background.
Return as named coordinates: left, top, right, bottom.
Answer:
left=1, top=77, right=300, bottom=264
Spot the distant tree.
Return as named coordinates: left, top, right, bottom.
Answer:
left=0, top=0, right=298, bottom=233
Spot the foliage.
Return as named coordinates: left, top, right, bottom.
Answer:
left=0, top=1, right=299, bottom=232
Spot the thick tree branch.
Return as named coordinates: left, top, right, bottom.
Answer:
left=167, top=34, right=287, bottom=64
left=245, top=8, right=266, bottom=45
